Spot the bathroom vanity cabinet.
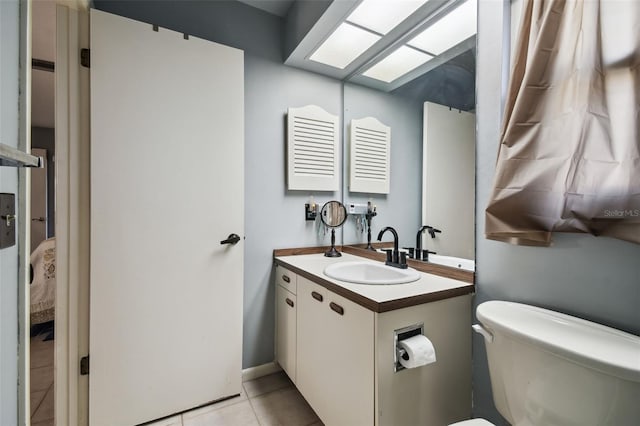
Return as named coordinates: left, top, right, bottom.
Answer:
left=277, top=265, right=373, bottom=424
left=274, top=254, right=474, bottom=426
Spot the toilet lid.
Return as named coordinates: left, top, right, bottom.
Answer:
left=449, top=419, right=495, bottom=426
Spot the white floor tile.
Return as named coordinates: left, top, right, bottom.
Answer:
left=242, top=371, right=293, bottom=398
left=183, top=400, right=259, bottom=426
left=30, top=338, right=54, bottom=369
left=182, top=390, right=248, bottom=421
left=30, top=365, right=54, bottom=392
left=30, top=389, right=47, bottom=417
left=250, top=387, right=320, bottom=426
left=146, top=414, right=183, bottom=426
left=31, top=384, right=54, bottom=424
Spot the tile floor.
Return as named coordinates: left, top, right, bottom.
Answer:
left=29, top=335, right=321, bottom=426
left=30, top=335, right=55, bottom=426
left=150, top=371, right=323, bottom=426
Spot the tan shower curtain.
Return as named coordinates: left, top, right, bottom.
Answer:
left=485, top=0, right=640, bottom=246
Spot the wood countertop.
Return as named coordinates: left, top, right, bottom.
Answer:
left=273, top=248, right=475, bottom=313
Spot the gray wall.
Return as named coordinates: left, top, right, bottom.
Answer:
left=31, top=127, right=55, bottom=238
left=342, top=83, right=423, bottom=248
left=474, top=1, right=640, bottom=424
left=0, top=0, right=20, bottom=423
left=244, top=56, right=342, bottom=367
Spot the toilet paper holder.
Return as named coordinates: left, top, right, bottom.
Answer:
left=394, top=323, right=424, bottom=372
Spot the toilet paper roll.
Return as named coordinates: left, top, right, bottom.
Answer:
left=398, top=334, right=436, bottom=369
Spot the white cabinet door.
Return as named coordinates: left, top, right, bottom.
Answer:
left=297, top=278, right=330, bottom=419
left=275, top=284, right=297, bottom=382
left=297, top=277, right=375, bottom=426
left=90, top=10, right=244, bottom=426
left=296, top=277, right=328, bottom=414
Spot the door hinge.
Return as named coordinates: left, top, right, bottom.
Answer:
left=80, top=355, right=89, bottom=375
left=80, top=48, right=90, bottom=68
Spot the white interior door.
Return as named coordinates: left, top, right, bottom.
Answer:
left=422, top=102, right=475, bottom=259
left=89, top=10, right=244, bottom=426
left=30, top=148, right=47, bottom=250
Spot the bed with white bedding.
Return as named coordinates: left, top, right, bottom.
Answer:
left=30, top=237, right=56, bottom=325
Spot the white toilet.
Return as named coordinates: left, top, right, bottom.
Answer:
left=452, top=300, right=640, bottom=426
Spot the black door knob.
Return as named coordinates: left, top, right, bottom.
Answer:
left=220, top=233, right=241, bottom=245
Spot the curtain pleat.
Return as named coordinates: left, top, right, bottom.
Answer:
left=485, top=0, right=640, bottom=246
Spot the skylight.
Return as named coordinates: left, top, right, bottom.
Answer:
left=362, top=45, right=433, bottom=83
left=309, top=22, right=380, bottom=69
left=407, top=0, right=477, bottom=55
left=346, top=0, right=429, bottom=35
left=303, top=0, right=477, bottom=85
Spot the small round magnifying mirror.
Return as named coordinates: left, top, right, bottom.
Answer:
left=320, top=200, right=347, bottom=257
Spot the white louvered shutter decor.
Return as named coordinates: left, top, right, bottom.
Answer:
left=349, top=117, right=390, bottom=194
left=287, top=105, right=340, bottom=191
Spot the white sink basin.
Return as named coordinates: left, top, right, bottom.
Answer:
left=323, top=261, right=421, bottom=285
left=428, top=254, right=475, bottom=271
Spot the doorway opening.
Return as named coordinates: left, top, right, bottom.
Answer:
left=29, top=1, right=56, bottom=424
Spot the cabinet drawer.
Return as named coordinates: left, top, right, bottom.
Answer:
left=276, top=265, right=297, bottom=294
left=275, top=285, right=296, bottom=383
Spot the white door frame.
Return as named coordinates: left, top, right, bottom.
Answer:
left=54, top=3, right=90, bottom=426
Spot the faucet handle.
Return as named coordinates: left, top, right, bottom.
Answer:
left=422, top=249, right=436, bottom=261
left=382, top=249, right=393, bottom=263
left=427, top=227, right=441, bottom=238
left=399, top=251, right=407, bottom=266
left=402, top=247, right=415, bottom=259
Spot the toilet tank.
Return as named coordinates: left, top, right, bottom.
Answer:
left=475, top=301, right=640, bottom=426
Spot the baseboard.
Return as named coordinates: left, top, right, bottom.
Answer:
left=241, top=361, right=282, bottom=382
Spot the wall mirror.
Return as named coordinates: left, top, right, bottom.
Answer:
left=341, top=4, right=477, bottom=270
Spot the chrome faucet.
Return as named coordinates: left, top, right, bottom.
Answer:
left=377, top=226, right=407, bottom=269
left=415, top=225, right=441, bottom=261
